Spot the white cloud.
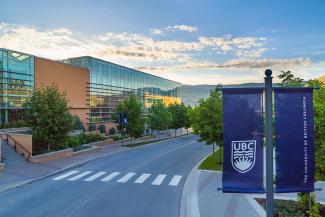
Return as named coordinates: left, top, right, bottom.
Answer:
left=136, top=58, right=312, bottom=72
left=150, top=24, right=198, bottom=35
left=0, top=22, right=322, bottom=85
left=149, top=28, right=163, bottom=35
left=168, top=25, right=198, bottom=32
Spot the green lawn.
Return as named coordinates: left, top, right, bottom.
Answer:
left=199, top=148, right=223, bottom=171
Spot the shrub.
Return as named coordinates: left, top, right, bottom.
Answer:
left=79, top=134, right=105, bottom=144
left=10, top=121, right=17, bottom=128
left=3, top=122, right=9, bottom=129
left=63, top=136, right=80, bottom=148
left=274, top=200, right=305, bottom=217
left=88, top=124, right=97, bottom=132
left=98, top=124, right=106, bottom=134
left=16, top=120, right=27, bottom=128
left=111, top=135, right=122, bottom=141
left=297, top=192, right=321, bottom=217
left=73, top=116, right=84, bottom=130
left=109, top=127, right=116, bottom=135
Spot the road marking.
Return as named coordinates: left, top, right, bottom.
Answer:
left=101, top=172, right=121, bottom=182
left=53, top=171, right=79, bottom=180
left=134, top=173, right=151, bottom=184
left=68, top=171, right=92, bottom=181
left=117, top=173, right=136, bottom=183
left=152, top=174, right=166, bottom=185
left=168, top=175, right=182, bottom=186
left=84, top=171, right=106, bottom=181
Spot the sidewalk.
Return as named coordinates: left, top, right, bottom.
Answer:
left=0, top=131, right=181, bottom=194
left=196, top=171, right=325, bottom=217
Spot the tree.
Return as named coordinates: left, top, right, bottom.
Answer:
left=98, top=124, right=106, bottom=134
left=73, top=115, right=84, bottom=131
left=278, top=71, right=304, bottom=87
left=148, top=101, right=171, bottom=132
left=278, top=72, right=324, bottom=216
left=306, top=79, right=325, bottom=181
left=168, top=103, right=187, bottom=137
left=24, top=85, right=73, bottom=151
left=184, top=106, right=192, bottom=134
left=190, top=90, right=223, bottom=162
left=117, top=95, right=144, bottom=144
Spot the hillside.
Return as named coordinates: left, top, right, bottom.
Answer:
left=181, top=83, right=268, bottom=106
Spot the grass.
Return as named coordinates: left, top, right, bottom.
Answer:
left=199, top=148, right=223, bottom=171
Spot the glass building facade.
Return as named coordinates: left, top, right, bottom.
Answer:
left=65, top=57, right=181, bottom=123
left=0, top=49, right=34, bottom=126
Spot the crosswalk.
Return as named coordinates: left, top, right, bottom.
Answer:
left=52, top=170, right=182, bottom=187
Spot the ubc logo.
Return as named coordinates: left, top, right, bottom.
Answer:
left=231, top=140, right=256, bottom=173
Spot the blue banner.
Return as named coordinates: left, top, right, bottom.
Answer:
left=222, top=88, right=264, bottom=193
left=275, top=88, right=315, bottom=193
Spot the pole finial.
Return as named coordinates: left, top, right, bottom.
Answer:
left=265, top=69, right=272, bottom=77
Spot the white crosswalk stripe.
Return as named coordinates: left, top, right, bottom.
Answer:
left=117, top=173, right=136, bottom=183
left=152, top=174, right=166, bottom=185
left=168, top=175, right=182, bottom=186
left=68, top=171, right=92, bottom=181
left=84, top=171, right=106, bottom=181
left=101, top=172, right=121, bottom=182
left=52, top=170, right=181, bottom=188
left=134, top=173, right=151, bottom=184
left=53, top=171, right=79, bottom=180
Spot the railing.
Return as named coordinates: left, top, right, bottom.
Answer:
left=0, top=129, right=31, bottom=160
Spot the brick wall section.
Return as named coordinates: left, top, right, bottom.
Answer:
left=34, top=58, right=90, bottom=127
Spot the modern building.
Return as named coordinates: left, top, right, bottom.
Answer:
left=0, top=48, right=181, bottom=130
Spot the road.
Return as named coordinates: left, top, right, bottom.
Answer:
left=0, top=134, right=210, bottom=217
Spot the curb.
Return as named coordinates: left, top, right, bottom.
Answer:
left=180, top=151, right=212, bottom=217
left=0, top=134, right=194, bottom=195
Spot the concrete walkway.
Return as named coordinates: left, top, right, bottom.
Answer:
left=0, top=130, right=187, bottom=193
left=198, top=171, right=263, bottom=217
left=197, top=170, right=325, bottom=217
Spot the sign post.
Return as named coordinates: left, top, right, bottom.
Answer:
left=264, top=69, right=274, bottom=217
left=119, top=112, right=128, bottom=146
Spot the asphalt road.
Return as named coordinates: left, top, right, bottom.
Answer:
left=0, top=134, right=210, bottom=217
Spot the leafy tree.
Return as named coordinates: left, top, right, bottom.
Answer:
left=168, top=103, right=188, bottom=137
left=88, top=124, right=97, bottom=132
left=190, top=90, right=223, bottom=161
left=73, top=115, right=84, bottom=131
left=117, top=95, right=144, bottom=144
left=98, top=124, right=106, bottom=134
left=278, top=71, right=304, bottom=87
left=184, top=106, right=192, bottom=135
left=148, top=101, right=172, bottom=132
left=109, top=127, right=117, bottom=135
left=24, top=85, right=73, bottom=151
left=306, top=79, right=325, bottom=180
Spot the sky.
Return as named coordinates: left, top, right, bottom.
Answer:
left=1, top=0, right=325, bottom=85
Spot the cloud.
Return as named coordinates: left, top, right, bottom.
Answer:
left=150, top=24, right=198, bottom=35
left=136, top=58, right=312, bottom=71
left=0, top=22, right=321, bottom=85
left=150, top=28, right=163, bottom=35
left=1, top=22, right=268, bottom=64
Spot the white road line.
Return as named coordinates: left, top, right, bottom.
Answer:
left=152, top=174, right=166, bottom=185
left=68, top=171, right=92, bottom=181
left=168, top=175, right=182, bottom=186
left=101, top=172, right=121, bottom=182
left=134, top=173, right=151, bottom=184
left=117, top=173, right=136, bottom=183
left=84, top=171, right=106, bottom=181
left=53, top=171, right=79, bottom=180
